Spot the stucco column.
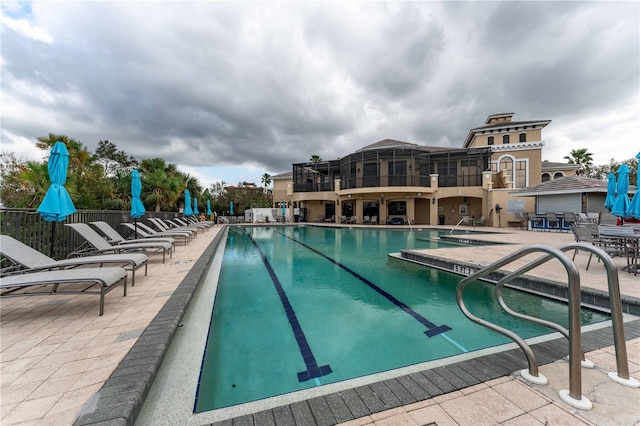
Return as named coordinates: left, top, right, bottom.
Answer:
left=430, top=174, right=439, bottom=226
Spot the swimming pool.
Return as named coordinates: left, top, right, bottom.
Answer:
left=194, top=226, right=609, bottom=412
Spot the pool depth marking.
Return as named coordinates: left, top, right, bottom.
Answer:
left=275, top=230, right=451, bottom=338
left=244, top=231, right=332, bottom=382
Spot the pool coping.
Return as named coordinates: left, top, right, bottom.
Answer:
left=396, top=250, right=640, bottom=317
left=73, top=225, right=640, bottom=425
left=73, top=227, right=227, bottom=426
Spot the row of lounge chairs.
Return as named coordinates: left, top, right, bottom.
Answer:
left=0, top=216, right=213, bottom=316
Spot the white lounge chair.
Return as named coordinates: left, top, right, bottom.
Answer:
left=122, top=222, right=192, bottom=245
left=66, top=223, right=173, bottom=263
left=1, top=266, right=128, bottom=316
left=0, top=235, right=148, bottom=286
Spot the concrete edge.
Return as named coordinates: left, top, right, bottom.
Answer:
left=395, top=250, right=640, bottom=316
left=73, top=226, right=228, bottom=426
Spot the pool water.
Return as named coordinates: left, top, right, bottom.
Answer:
left=195, top=226, right=608, bottom=412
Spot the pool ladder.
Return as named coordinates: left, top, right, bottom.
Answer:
left=456, top=242, right=639, bottom=411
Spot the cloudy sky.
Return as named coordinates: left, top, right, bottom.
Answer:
left=2, top=1, right=638, bottom=189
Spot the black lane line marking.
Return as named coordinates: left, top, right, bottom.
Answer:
left=275, top=230, right=451, bottom=337
left=245, top=230, right=332, bottom=382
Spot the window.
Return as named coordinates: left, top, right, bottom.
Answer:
left=542, top=173, right=551, bottom=182
left=388, top=201, right=406, bottom=216
left=438, top=161, right=457, bottom=187
left=503, top=134, right=510, bottom=144
left=519, top=133, right=526, bottom=142
left=554, top=172, right=564, bottom=179
left=515, top=160, right=526, bottom=188
left=363, top=163, right=378, bottom=187
left=488, top=136, right=494, bottom=145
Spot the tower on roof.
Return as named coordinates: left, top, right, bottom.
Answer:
left=485, top=113, right=515, bottom=125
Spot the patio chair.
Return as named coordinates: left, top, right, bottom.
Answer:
left=122, top=222, right=192, bottom=245
left=66, top=223, right=173, bottom=263
left=563, top=212, right=579, bottom=227
left=0, top=235, right=148, bottom=286
left=1, top=265, right=128, bottom=316
left=363, top=216, right=370, bottom=224
left=570, top=225, right=626, bottom=270
left=371, top=216, right=378, bottom=224
left=174, top=218, right=209, bottom=231
left=90, top=221, right=175, bottom=248
left=513, top=212, right=526, bottom=229
left=475, top=216, right=486, bottom=226
left=150, top=218, right=198, bottom=235
left=544, top=212, right=559, bottom=230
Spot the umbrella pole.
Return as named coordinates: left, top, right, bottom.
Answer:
left=134, top=218, right=138, bottom=238
left=50, top=222, right=56, bottom=258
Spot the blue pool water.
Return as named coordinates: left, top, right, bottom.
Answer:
left=195, top=226, right=608, bottom=412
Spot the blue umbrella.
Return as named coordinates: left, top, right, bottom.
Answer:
left=604, top=172, right=616, bottom=211
left=193, top=198, right=199, bottom=216
left=611, top=164, right=630, bottom=219
left=627, top=152, right=640, bottom=219
left=130, top=169, right=146, bottom=237
left=206, top=199, right=213, bottom=216
left=281, top=202, right=286, bottom=220
left=229, top=201, right=234, bottom=216
left=37, top=141, right=76, bottom=257
left=183, top=189, right=193, bottom=216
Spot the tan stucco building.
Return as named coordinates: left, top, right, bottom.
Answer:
left=272, top=113, right=581, bottom=227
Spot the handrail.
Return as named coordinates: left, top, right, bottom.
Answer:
left=450, top=217, right=474, bottom=234
left=456, top=245, right=593, bottom=409
left=499, top=242, right=639, bottom=388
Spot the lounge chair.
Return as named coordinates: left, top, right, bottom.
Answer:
left=65, top=223, right=173, bottom=263
left=148, top=218, right=197, bottom=236
left=0, top=235, right=148, bottom=286
left=121, top=222, right=192, bottom=245
left=166, top=218, right=205, bottom=233
left=90, top=221, right=176, bottom=247
left=1, top=266, right=128, bottom=316
left=175, top=218, right=210, bottom=230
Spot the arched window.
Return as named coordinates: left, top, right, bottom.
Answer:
left=503, top=134, right=510, bottom=144
left=519, top=133, right=526, bottom=142
left=554, top=172, right=564, bottom=179
left=488, top=136, right=494, bottom=145
left=542, top=173, right=551, bottom=182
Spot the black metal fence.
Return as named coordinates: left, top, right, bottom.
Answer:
left=0, top=208, right=185, bottom=261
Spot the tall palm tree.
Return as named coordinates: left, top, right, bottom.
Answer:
left=564, top=148, right=594, bottom=175
left=261, top=173, right=271, bottom=194
left=309, top=155, right=323, bottom=191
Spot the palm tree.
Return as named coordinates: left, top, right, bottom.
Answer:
left=564, top=148, right=594, bottom=175
left=261, top=173, right=271, bottom=194
left=140, top=158, right=182, bottom=212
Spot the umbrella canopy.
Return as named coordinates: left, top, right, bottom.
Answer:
left=130, top=170, right=146, bottom=219
left=611, top=164, right=630, bottom=218
left=627, top=152, right=640, bottom=219
left=281, top=202, right=286, bottom=218
left=37, top=141, right=76, bottom=222
left=229, top=201, right=234, bottom=216
left=193, top=198, right=199, bottom=216
left=206, top=200, right=213, bottom=215
left=604, top=172, right=616, bottom=211
left=183, top=190, right=193, bottom=216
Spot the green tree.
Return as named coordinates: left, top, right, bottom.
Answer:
left=261, top=173, right=271, bottom=194
left=0, top=155, right=51, bottom=208
left=140, top=158, right=182, bottom=212
left=94, top=140, right=138, bottom=177
left=564, top=148, right=594, bottom=175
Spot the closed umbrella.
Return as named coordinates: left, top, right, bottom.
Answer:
left=604, top=172, right=616, bottom=211
left=281, top=202, right=286, bottom=220
left=183, top=189, right=193, bottom=216
left=229, top=201, right=234, bottom=216
left=611, top=164, right=630, bottom=220
left=206, top=200, right=213, bottom=216
left=627, top=152, right=640, bottom=220
left=193, top=198, right=199, bottom=216
left=130, top=169, right=146, bottom=238
left=37, top=141, right=76, bottom=257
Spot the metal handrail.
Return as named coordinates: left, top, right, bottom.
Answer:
left=456, top=245, right=592, bottom=409
left=499, top=242, right=638, bottom=388
left=450, top=217, right=475, bottom=234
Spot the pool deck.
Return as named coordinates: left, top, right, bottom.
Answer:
left=1, top=224, right=639, bottom=425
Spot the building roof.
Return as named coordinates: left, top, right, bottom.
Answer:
left=356, top=139, right=455, bottom=153
left=271, top=171, right=292, bottom=180
left=510, top=175, right=636, bottom=196
left=541, top=161, right=583, bottom=172
left=462, top=114, right=551, bottom=148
